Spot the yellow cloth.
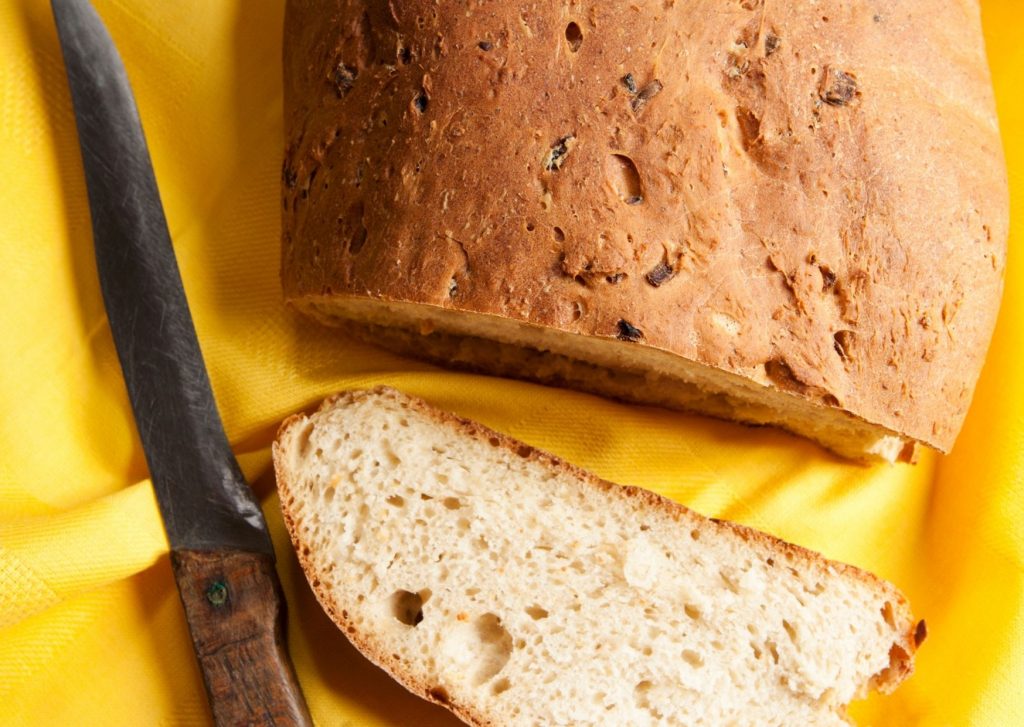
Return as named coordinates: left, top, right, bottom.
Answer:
left=0, top=0, right=1019, bottom=723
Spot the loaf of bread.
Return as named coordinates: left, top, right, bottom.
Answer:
left=281, top=1, right=1007, bottom=461
left=274, top=387, right=923, bottom=725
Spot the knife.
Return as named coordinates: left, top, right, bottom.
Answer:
left=51, top=1, right=312, bottom=724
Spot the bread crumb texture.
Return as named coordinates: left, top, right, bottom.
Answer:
left=274, top=388, right=921, bottom=726
left=281, top=1, right=1007, bottom=460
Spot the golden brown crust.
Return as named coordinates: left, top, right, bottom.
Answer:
left=274, top=386, right=920, bottom=721
left=282, top=1, right=1007, bottom=454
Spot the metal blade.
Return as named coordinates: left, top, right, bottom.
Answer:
left=52, top=0, right=272, bottom=555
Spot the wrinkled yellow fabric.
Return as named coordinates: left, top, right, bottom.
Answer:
left=0, top=1, right=1020, bottom=724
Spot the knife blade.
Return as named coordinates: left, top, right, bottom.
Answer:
left=51, top=1, right=311, bottom=724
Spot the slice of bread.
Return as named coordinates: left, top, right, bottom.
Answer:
left=274, top=387, right=923, bottom=726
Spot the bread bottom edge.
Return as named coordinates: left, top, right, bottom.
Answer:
left=294, top=295, right=921, bottom=464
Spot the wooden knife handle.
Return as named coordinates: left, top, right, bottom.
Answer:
left=171, top=550, right=312, bottom=727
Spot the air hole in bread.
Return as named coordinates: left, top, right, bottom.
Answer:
left=525, top=605, right=549, bottom=620
left=684, top=603, right=701, bottom=620
left=881, top=601, right=896, bottom=629
left=322, top=486, right=336, bottom=505
left=442, top=497, right=462, bottom=510
left=386, top=494, right=405, bottom=508
left=345, top=202, right=368, bottom=255
left=442, top=612, right=513, bottom=686
left=350, top=227, right=370, bottom=255
left=834, top=330, right=855, bottom=362
left=875, top=643, right=911, bottom=685
left=783, top=619, right=798, bottom=644
left=633, top=680, right=661, bottom=716
left=492, top=677, right=512, bottom=695
left=682, top=649, right=704, bottom=668
left=413, top=89, right=429, bottom=113
left=719, top=569, right=740, bottom=594
left=294, top=421, right=315, bottom=458
left=736, top=106, right=761, bottom=149
left=819, top=264, right=837, bottom=290
left=607, top=154, right=643, bottom=205
left=428, top=686, right=449, bottom=704
left=382, top=445, right=401, bottom=466
left=565, top=22, right=583, bottom=52
left=390, top=589, right=425, bottom=626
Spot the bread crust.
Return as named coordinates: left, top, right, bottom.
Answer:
left=273, top=386, right=922, bottom=723
left=312, top=315, right=920, bottom=463
left=282, top=0, right=1007, bottom=454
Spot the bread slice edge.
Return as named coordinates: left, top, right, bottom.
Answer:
left=292, top=295, right=921, bottom=464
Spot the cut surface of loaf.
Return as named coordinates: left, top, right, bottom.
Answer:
left=274, top=387, right=923, bottom=726
left=282, top=0, right=1008, bottom=462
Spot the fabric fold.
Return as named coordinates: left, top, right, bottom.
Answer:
left=0, top=481, right=166, bottom=630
